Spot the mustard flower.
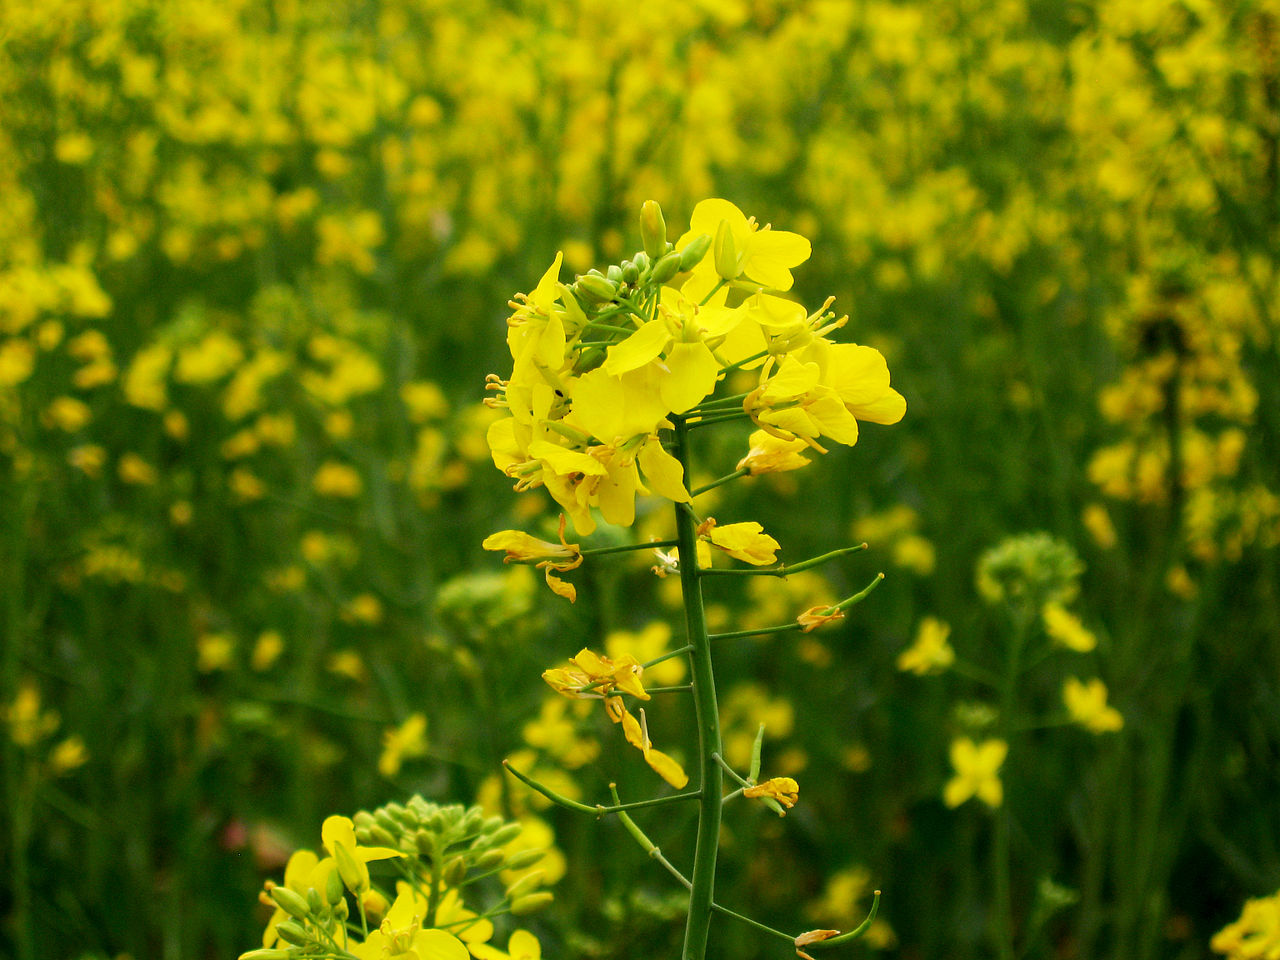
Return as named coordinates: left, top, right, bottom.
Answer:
left=482, top=518, right=583, bottom=602
left=698, top=517, right=781, bottom=566
left=320, top=814, right=405, bottom=895
left=1063, top=678, right=1124, bottom=733
left=378, top=713, right=429, bottom=777
left=744, top=776, right=800, bottom=811
left=1042, top=602, right=1097, bottom=652
left=896, top=617, right=954, bottom=675
left=679, top=198, right=811, bottom=294
left=470, top=929, right=542, bottom=960
left=943, top=737, right=1007, bottom=809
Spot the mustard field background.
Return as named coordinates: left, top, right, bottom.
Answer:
left=3, top=1, right=1280, bottom=958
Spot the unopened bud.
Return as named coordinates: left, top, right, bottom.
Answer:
left=481, top=816, right=505, bottom=835
left=678, top=234, right=712, bottom=271
left=640, top=201, right=668, bottom=260
left=238, top=950, right=293, bottom=960
left=504, top=870, right=545, bottom=900
left=651, top=250, right=682, bottom=284
left=476, top=848, right=506, bottom=870
left=713, top=219, right=741, bottom=280
left=504, top=848, right=547, bottom=871
left=443, top=855, right=468, bottom=886
left=274, top=920, right=310, bottom=947
left=461, top=807, right=484, bottom=834
left=366, top=824, right=397, bottom=848
left=620, top=260, right=638, bottom=284
left=270, top=887, right=311, bottom=920
left=325, top=864, right=345, bottom=905
left=333, top=843, right=365, bottom=894
left=488, top=822, right=523, bottom=848
left=306, top=887, right=325, bottom=916
left=575, top=274, right=617, bottom=304
left=509, top=891, right=555, bottom=915
left=632, top=251, right=650, bottom=272
left=605, top=264, right=623, bottom=284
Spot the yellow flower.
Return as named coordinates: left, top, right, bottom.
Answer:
left=897, top=617, right=954, bottom=675
left=68, top=445, right=107, bottom=477
left=251, top=630, right=285, bottom=671
left=1212, top=891, right=1280, bottom=960
left=521, top=697, right=599, bottom=769
left=378, top=713, right=429, bottom=777
left=197, top=633, right=236, bottom=673
left=542, top=648, right=649, bottom=701
left=743, top=776, right=800, bottom=812
left=313, top=461, right=363, bottom=498
left=0, top=339, right=35, bottom=386
left=943, top=737, right=1007, bottom=809
left=603, top=695, right=689, bottom=788
left=48, top=736, right=88, bottom=775
left=1042, top=602, right=1096, bottom=652
left=432, top=886, right=493, bottom=944
left=118, top=453, right=158, bottom=486
left=737, top=429, right=812, bottom=475
left=679, top=198, right=811, bottom=292
left=5, top=681, right=60, bottom=747
left=1082, top=502, right=1118, bottom=550
left=320, top=814, right=405, bottom=895
left=698, top=518, right=780, bottom=566
left=42, top=396, right=92, bottom=432
left=470, top=930, right=542, bottom=960
left=483, top=518, right=583, bottom=602
left=1063, top=678, right=1124, bottom=734
left=796, top=605, right=845, bottom=632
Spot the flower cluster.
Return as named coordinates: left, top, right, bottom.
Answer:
left=485, top=199, right=905, bottom=541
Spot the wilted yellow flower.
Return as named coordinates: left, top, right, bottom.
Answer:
left=1042, top=602, right=1096, bottom=652
left=744, top=776, right=800, bottom=811
left=796, top=605, right=845, bottom=632
left=943, top=737, right=1007, bottom=809
left=483, top=519, right=583, bottom=602
left=1063, top=677, right=1124, bottom=733
left=605, top=621, right=685, bottom=686
left=897, top=617, right=954, bottom=675
left=737, top=429, right=812, bottom=475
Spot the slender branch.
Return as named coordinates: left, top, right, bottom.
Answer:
left=806, top=891, right=882, bottom=949
left=709, top=622, right=805, bottom=642
left=691, top=468, right=749, bottom=497
left=579, top=538, right=678, bottom=558
left=718, top=348, right=770, bottom=375
left=699, top=544, right=869, bottom=578
left=684, top=392, right=752, bottom=414
left=712, top=752, right=752, bottom=789
left=503, top=760, right=700, bottom=816
left=645, top=684, right=693, bottom=694
left=687, top=411, right=752, bottom=429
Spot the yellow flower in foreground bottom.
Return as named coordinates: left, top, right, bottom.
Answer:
left=698, top=518, right=780, bottom=566
left=1042, top=602, right=1096, bottom=652
left=379, top=713, right=429, bottom=777
left=944, top=737, right=1007, bottom=809
left=1063, top=678, right=1124, bottom=733
left=897, top=617, right=954, bottom=675
left=744, top=776, right=800, bottom=811
left=470, top=929, right=542, bottom=960
left=1212, top=890, right=1280, bottom=960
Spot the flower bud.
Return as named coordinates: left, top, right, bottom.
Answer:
left=238, top=950, right=293, bottom=960
left=476, top=848, right=506, bottom=870
left=632, top=251, right=650, bottom=272
left=651, top=250, right=682, bottom=284
left=620, top=260, right=639, bottom=284
left=415, top=828, right=435, bottom=855
left=678, top=234, right=712, bottom=271
left=325, top=863, right=345, bottom=905
left=504, top=870, right=545, bottom=900
left=640, top=200, right=668, bottom=259
left=443, top=855, right=468, bottom=886
left=574, top=274, right=617, bottom=304
left=461, top=806, right=485, bottom=834
left=509, top=891, right=555, bottom=915
left=366, top=824, right=398, bottom=848
left=274, top=920, right=311, bottom=947
left=306, top=887, right=325, bottom=916
left=270, top=887, right=311, bottom=920
left=481, top=816, right=505, bottom=835
left=606, top=264, right=623, bottom=284
left=487, top=822, right=524, bottom=848
left=333, top=843, right=365, bottom=893
left=713, top=219, right=741, bottom=280
left=504, top=848, right=546, bottom=871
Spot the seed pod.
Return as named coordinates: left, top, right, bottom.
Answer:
left=678, top=234, right=711, bottom=271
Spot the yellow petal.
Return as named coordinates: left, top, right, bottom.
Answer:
left=637, top=437, right=691, bottom=503
left=660, top=341, right=719, bottom=413
left=544, top=570, right=576, bottom=603
left=527, top=440, right=608, bottom=478
left=321, top=815, right=358, bottom=854
left=644, top=747, right=689, bottom=789
left=412, top=928, right=471, bottom=960
left=604, top=321, right=671, bottom=376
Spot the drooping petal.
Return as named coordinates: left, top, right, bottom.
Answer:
left=604, top=320, right=671, bottom=376
left=637, top=437, right=691, bottom=503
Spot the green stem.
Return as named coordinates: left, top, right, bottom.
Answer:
left=687, top=411, right=752, bottom=429
left=579, top=538, right=678, bottom=557
left=672, top=415, right=723, bottom=960
left=700, top=544, right=870, bottom=578
left=709, top=622, right=806, bottom=642
left=503, top=760, right=699, bottom=816
left=691, top=468, right=749, bottom=497
left=993, top=611, right=1028, bottom=960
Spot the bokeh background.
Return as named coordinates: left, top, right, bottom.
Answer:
left=3, top=0, right=1280, bottom=958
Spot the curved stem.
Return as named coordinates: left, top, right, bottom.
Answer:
left=672, top=415, right=723, bottom=960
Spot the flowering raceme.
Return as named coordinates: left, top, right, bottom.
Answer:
left=485, top=198, right=905, bottom=550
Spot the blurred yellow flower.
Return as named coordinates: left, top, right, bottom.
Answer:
left=897, top=617, right=954, bottom=675
left=1042, top=602, right=1096, bottom=653
left=251, top=630, right=285, bottom=671
left=378, top=713, right=429, bottom=777
left=313, top=461, right=363, bottom=498
left=1063, top=677, right=1124, bottom=734
left=118, top=453, right=158, bottom=486
left=943, top=737, right=1007, bottom=809
left=42, top=396, right=92, bottom=431
left=48, top=735, right=88, bottom=775
left=197, top=633, right=236, bottom=673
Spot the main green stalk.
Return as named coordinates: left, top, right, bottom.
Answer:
left=672, top=415, right=723, bottom=960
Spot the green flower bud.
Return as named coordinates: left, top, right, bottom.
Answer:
left=504, top=848, right=546, bottom=871
left=605, top=264, right=623, bottom=283
left=509, top=892, right=555, bottom=915
left=475, top=848, right=506, bottom=870
left=640, top=201, right=668, bottom=260
left=269, top=887, right=311, bottom=920
left=487, top=822, right=524, bottom=848
left=367, top=824, right=398, bottom=848
left=571, top=345, right=606, bottom=375
left=415, top=828, right=435, bottom=855
left=621, top=260, right=639, bottom=284
left=461, top=806, right=484, bottom=834
left=305, top=887, right=325, bottom=916
left=274, top=920, right=311, bottom=947
left=504, top=870, right=545, bottom=900
left=713, top=219, right=741, bottom=280
left=575, top=274, right=617, bottom=304
left=239, top=949, right=293, bottom=960
left=632, top=251, right=650, bottom=272
left=353, top=811, right=376, bottom=829
left=651, top=250, right=682, bottom=284
left=333, top=843, right=365, bottom=894
left=443, top=855, right=468, bottom=886
left=325, top=864, right=345, bottom=905
left=481, top=816, right=505, bottom=835
left=375, top=810, right=400, bottom=833
left=678, top=233, right=712, bottom=271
